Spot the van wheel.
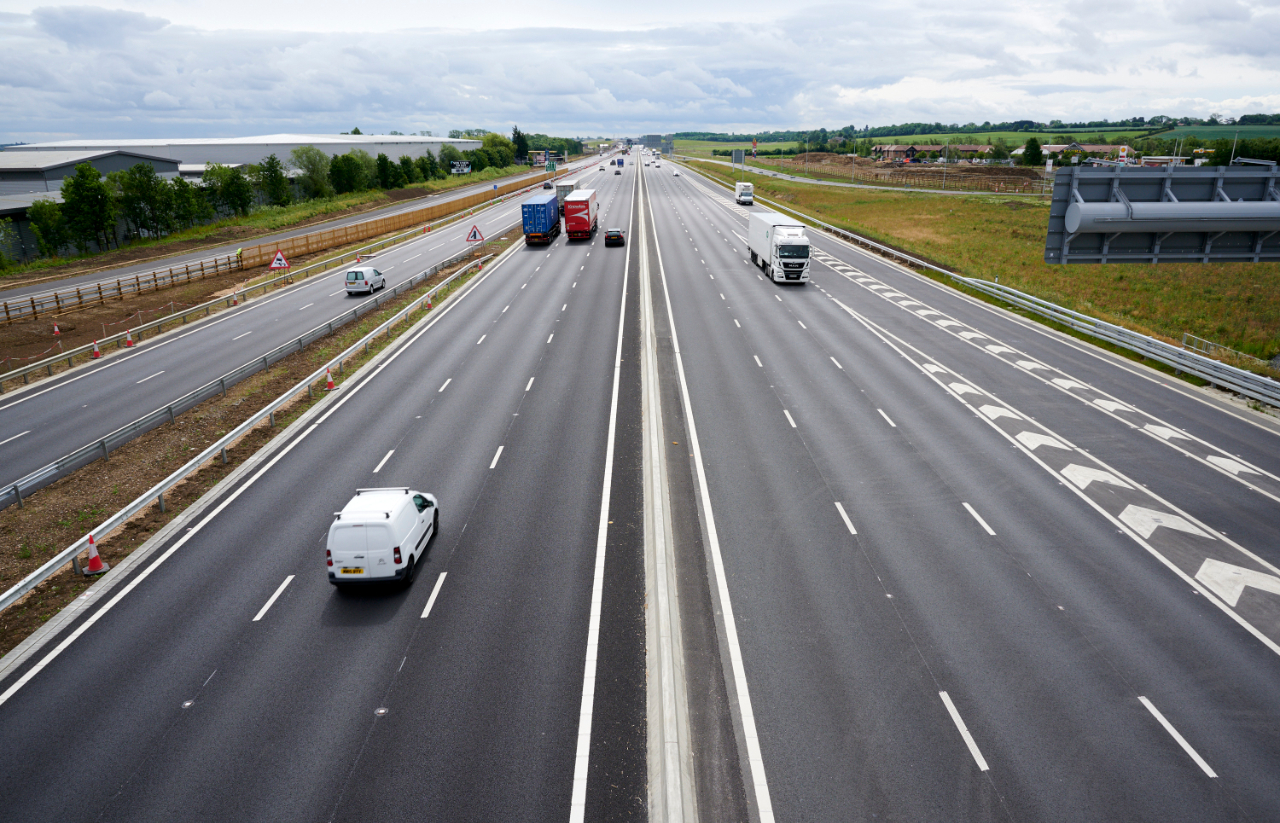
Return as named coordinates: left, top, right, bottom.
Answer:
left=403, top=556, right=416, bottom=586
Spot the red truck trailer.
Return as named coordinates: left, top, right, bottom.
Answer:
left=564, top=189, right=598, bottom=240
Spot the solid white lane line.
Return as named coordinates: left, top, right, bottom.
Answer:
left=878, top=408, right=896, bottom=427
left=784, top=409, right=796, bottom=427
left=753, top=355, right=763, bottom=367
left=0, top=430, right=30, bottom=447
left=834, top=502, right=857, bottom=534
left=570, top=161, right=634, bottom=823
left=477, top=335, right=486, bottom=345
left=939, top=691, right=989, bottom=771
left=252, top=575, right=295, bottom=622
left=421, top=572, right=447, bottom=619
left=831, top=357, right=843, bottom=370
left=1139, top=696, right=1217, bottom=778
left=526, top=377, right=535, bottom=391
left=373, top=449, right=394, bottom=473
left=233, top=331, right=253, bottom=340
left=547, top=333, right=554, bottom=344
left=136, top=371, right=164, bottom=384
left=962, top=502, right=996, bottom=535
left=490, top=445, right=503, bottom=469
left=438, top=378, right=451, bottom=392
left=299, top=303, right=314, bottom=310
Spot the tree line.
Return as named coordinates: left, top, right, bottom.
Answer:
left=14, top=130, right=550, bottom=264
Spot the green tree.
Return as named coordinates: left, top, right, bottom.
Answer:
left=329, top=154, right=360, bottom=194
left=27, top=198, right=70, bottom=258
left=61, top=162, right=118, bottom=253
left=257, top=153, right=293, bottom=205
left=119, top=163, right=174, bottom=238
left=511, top=125, right=529, bottom=162
left=1022, top=137, right=1044, bottom=166
left=375, top=153, right=395, bottom=188
left=288, top=146, right=332, bottom=199
left=0, top=217, right=19, bottom=269
left=398, top=155, right=422, bottom=183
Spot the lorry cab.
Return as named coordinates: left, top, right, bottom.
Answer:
left=327, top=488, right=437, bottom=587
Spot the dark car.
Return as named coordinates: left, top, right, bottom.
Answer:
left=604, top=229, right=625, bottom=247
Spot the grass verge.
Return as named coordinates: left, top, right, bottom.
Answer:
left=684, top=158, right=1280, bottom=368
left=0, top=227, right=520, bottom=657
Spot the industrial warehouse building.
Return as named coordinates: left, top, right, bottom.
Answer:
left=4, top=133, right=482, bottom=168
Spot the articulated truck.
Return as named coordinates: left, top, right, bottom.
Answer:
left=735, top=181, right=754, bottom=205
left=563, top=189, right=599, bottom=240
left=748, top=211, right=811, bottom=283
left=522, top=193, right=560, bottom=245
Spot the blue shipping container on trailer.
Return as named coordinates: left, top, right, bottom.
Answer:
left=522, top=193, right=560, bottom=245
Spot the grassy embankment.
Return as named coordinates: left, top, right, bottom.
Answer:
left=685, top=159, right=1280, bottom=367
left=2, top=164, right=532, bottom=281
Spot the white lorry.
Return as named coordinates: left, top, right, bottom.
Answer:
left=748, top=212, right=811, bottom=283
left=735, top=181, right=754, bottom=205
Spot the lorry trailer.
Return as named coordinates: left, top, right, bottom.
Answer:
left=555, top=179, right=579, bottom=214
left=747, top=211, right=811, bottom=283
left=563, top=189, right=599, bottom=240
left=521, top=193, right=560, bottom=245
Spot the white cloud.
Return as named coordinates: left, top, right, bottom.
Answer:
left=0, top=1, right=1277, bottom=142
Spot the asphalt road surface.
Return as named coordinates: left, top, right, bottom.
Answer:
left=2, top=153, right=1278, bottom=822
left=0, top=155, right=605, bottom=495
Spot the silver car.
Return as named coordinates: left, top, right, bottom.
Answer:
left=345, top=266, right=386, bottom=295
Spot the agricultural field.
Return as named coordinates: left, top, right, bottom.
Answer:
left=1157, top=124, right=1280, bottom=140
left=685, top=158, right=1280, bottom=364
left=865, top=129, right=1153, bottom=146
left=674, top=139, right=800, bottom=158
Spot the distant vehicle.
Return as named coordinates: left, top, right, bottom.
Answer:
left=564, top=189, right=599, bottom=240
left=522, top=193, right=560, bottom=245
left=748, top=212, right=811, bottom=284
left=735, top=181, right=754, bottom=205
left=555, top=179, right=580, bottom=215
left=327, top=488, right=438, bottom=587
left=604, top=228, right=625, bottom=247
left=345, top=266, right=385, bottom=295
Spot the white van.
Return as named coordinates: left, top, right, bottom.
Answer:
left=345, top=266, right=386, bottom=295
left=327, top=488, right=438, bottom=587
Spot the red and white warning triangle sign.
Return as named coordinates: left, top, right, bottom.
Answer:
left=268, top=250, right=291, bottom=270
left=465, top=225, right=484, bottom=243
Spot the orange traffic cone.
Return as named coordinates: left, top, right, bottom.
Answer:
left=324, top=367, right=337, bottom=391
left=53, top=323, right=60, bottom=336
left=91, top=340, right=101, bottom=359
left=83, top=535, right=108, bottom=576
left=124, top=329, right=134, bottom=347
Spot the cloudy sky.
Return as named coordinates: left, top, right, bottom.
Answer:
left=2, top=1, right=1278, bottom=142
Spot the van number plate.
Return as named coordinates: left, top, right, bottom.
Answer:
left=340, top=567, right=363, bottom=574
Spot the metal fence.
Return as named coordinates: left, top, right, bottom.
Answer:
left=680, top=165, right=1280, bottom=408
left=1, top=244, right=496, bottom=513
left=0, top=175, right=550, bottom=393
left=0, top=244, right=507, bottom=614
left=0, top=169, right=554, bottom=325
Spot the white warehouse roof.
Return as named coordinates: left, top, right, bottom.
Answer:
left=6, top=134, right=483, bottom=167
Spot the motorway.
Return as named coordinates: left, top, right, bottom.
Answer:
left=0, top=154, right=604, bottom=497
left=0, top=156, right=643, bottom=820
left=0, top=165, right=570, bottom=301
left=1, top=153, right=1279, bottom=822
